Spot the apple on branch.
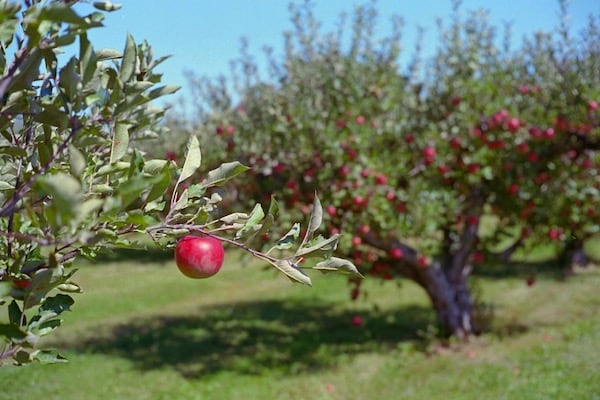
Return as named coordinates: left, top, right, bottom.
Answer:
left=175, top=236, right=225, bottom=279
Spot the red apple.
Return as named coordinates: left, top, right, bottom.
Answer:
left=396, top=202, right=407, bottom=213
left=352, top=315, right=363, bottom=327
left=385, top=190, right=396, bottom=202
left=588, top=100, right=598, bottom=112
left=353, top=195, right=368, bottom=208
left=352, top=236, right=363, bottom=246
left=355, top=115, right=365, bottom=125
left=389, top=247, right=403, bottom=259
left=338, top=165, right=350, bottom=177
left=374, top=173, right=387, bottom=185
left=423, top=146, right=436, bottom=162
left=449, top=137, right=461, bottom=151
left=507, top=117, right=520, bottom=132
left=175, top=236, right=225, bottom=279
left=326, top=205, right=337, bottom=218
left=358, top=224, right=370, bottom=235
left=472, top=251, right=485, bottom=263
left=12, top=278, right=31, bottom=289
left=548, top=228, right=561, bottom=241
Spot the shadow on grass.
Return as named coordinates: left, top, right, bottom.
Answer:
left=63, top=299, right=434, bottom=378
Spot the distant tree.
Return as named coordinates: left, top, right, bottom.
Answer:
left=179, top=0, right=599, bottom=337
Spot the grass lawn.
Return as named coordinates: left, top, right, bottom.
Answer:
left=0, top=249, right=599, bottom=400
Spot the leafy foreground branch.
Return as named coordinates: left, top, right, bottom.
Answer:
left=0, top=1, right=360, bottom=366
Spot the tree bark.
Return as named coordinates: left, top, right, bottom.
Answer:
left=414, top=261, right=475, bottom=339
left=559, top=237, right=588, bottom=275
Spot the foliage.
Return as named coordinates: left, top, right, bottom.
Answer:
left=174, top=1, right=600, bottom=336
left=0, top=0, right=359, bottom=366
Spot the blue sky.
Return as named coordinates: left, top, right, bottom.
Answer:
left=83, top=1, right=599, bottom=103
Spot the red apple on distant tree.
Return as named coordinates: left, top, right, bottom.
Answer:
left=423, top=146, right=436, bottom=165
left=390, top=247, right=403, bottom=259
left=175, top=235, right=225, bottom=279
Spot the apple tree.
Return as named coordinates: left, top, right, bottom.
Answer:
left=178, top=1, right=599, bottom=338
left=0, top=1, right=360, bottom=366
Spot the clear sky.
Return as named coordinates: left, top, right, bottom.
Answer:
left=81, top=1, right=599, bottom=103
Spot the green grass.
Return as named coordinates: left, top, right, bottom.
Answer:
left=1, top=251, right=599, bottom=400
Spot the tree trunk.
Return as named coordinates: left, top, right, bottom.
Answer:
left=559, top=237, right=588, bottom=275
left=415, top=262, right=475, bottom=339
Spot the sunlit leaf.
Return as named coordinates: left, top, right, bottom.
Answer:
left=263, top=258, right=312, bottom=286
left=235, top=203, right=264, bottom=239
left=176, top=135, right=201, bottom=187
left=301, top=193, right=323, bottom=247
left=31, top=349, right=68, bottom=364
left=202, top=161, right=249, bottom=187
left=314, top=257, right=364, bottom=278
left=110, top=122, right=130, bottom=162
left=272, top=223, right=300, bottom=251
left=119, top=33, right=136, bottom=82
left=295, top=234, right=340, bottom=258
left=69, top=145, right=86, bottom=177
left=36, top=172, right=82, bottom=213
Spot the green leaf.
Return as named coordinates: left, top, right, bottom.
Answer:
left=32, top=349, right=68, bottom=364
left=96, top=48, right=122, bottom=61
left=8, top=300, right=22, bottom=325
left=0, top=181, right=14, bottom=190
left=36, top=319, right=62, bottom=336
left=0, top=281, right=12, bottom=297
left=314, top=257, right=364, bottom=277
left=272, top=223, right=300, bottom=251
left=263, top=258, right=312, bottom=286
left=172, top=189, right=189, bottom=211
left=93, top=1, right=123, bottom=12
left=0, top=323, right=27, bottom=340
left=79, top=33, right=97, bottom=85
left=295, top=234, right=340, bottom=258
left=202, top=161, right=249, bottom=187
left=143, top=159, right=169, bottom=174
left=59, top=56, right=80, bottom=99
left=176, top=135, right=201, bottom=187
left=0, top=146, right=27, bottom=158
left=77, top=198, right=103, bottom=221
left=147, top=84, right=180, bottom=100
left=186, top=183, right=207, bottom=199
left=116, top=176, right=150, bottom=208
left=146, top=164, right=171, bottom=203
left=235, top=203, right=264, bottom=239
left=119, top=33, right=137, bottom=82
left=39, top=294, right=74, bottom=316
left=128, top=149, right=145, bottom=177
left=56, top=283, right=83, bottom=293
left=110, top=122, right=130, bottom=162
left=24, top=269, right=54, bottom=309
left=36, top=172, right=82, bottom=214
left=69, top=145, right=86, bottom=177
left=301, top=193, right=323, bottom=247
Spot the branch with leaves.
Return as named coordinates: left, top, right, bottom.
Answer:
left=0, top=0, right=360, bottom=366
